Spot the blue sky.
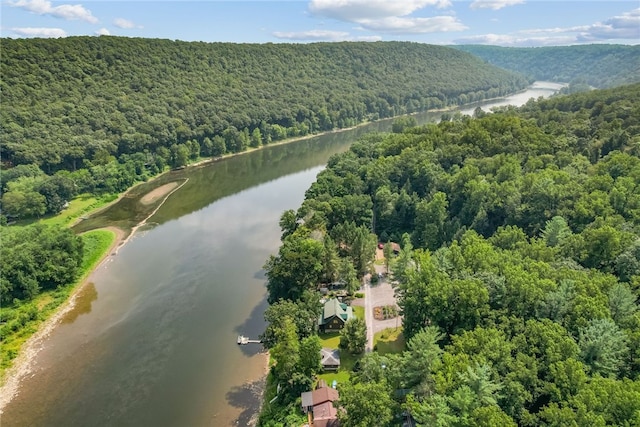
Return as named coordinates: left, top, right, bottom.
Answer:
left=2, top=0, right=639, bottom=46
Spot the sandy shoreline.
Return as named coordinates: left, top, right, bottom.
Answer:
left=0, top=226, right=127, bottom=412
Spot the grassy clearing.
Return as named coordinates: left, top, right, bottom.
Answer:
left=318, top=369, right=350, bottom=385
left=78, top=229, right=116, bottom=275
left=0, top=229, right=116, bottom=380
left=12, top=193, right=118, bottom=229
left=374, top=327, right=405, bottom=355
left=352, top=305, right=364, bottom=319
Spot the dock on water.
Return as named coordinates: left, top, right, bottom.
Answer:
left=237, top=335, right=261, bottom=345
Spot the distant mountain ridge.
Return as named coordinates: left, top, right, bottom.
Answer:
left=454, top=44, right=640, bottom=88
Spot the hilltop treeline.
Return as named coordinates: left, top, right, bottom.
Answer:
left=261, top=84, right=640, bottom=425
left=0, top=38, right=532, bottom=220
left=1, top=38, right=527, bottom=174
left=455, top=44, right=640, bottom=88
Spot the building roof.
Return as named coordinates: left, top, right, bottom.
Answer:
left=319, top=298, right=354, bottom=325
left=321, top=348, right=341, bottom=367
left=301, top=391, right=314, bottom=409
left=311, top=385, right=340, bottom=406
left=313, top=401, right=338, bottom=421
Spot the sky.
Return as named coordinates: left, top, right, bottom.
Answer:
left=2, top=0, right=639, bottom=47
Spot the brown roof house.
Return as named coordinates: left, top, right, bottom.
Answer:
left=318, top=298, right=354, bottom=332
left=301, top=381, right=340, bottom=427
left=320, top=348, right=341, bottom=371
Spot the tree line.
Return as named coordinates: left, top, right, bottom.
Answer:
left=1, top=38, right=534, bottom=220
left=260, top=83, right=640, bottom=426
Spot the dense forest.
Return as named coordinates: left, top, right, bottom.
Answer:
left=260, top=83, right=640, bottom=426
left=455, top=44, right=640, bottom=89
left=0, top=38, right=532, bottom=220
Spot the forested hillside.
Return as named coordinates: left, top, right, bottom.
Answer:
left=260, top=84, right=640, bottom=426
left=0, top=38, right=532, bottom=220
left=1, top=37, right=527, bottom=174
left=455, top=44, right=640, bottom=88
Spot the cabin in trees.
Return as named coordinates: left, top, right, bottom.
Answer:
left=318, top=298, right=354, bottom=332
left=301, top=381, right=340, bottom=427
left=320, top=348, right=341, bottom=371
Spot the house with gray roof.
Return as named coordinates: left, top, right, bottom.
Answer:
left=320, top=348, right=341, bottom=371
left=318, top=298, right=354, bottom=332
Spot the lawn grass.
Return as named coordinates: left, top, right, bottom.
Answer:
left=352, top=305, right=364, bottom=319
left=374, top=327, right=405, bottom=355
left=319, top=331, right=340, bottom=349
left=318, top=369, right=351, bottom=385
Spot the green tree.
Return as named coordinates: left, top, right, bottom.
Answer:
left=250, top=128, right=262, bottom=148
left=578, top=318, right=629, bottom=377
left=170, top=144, right=190, bottom=168
left=260, top=299, right=319, bottom=348
left=402, top=326, right=443, bottom=392
left=298, top=335, right=322, bottom=377
left=270, top=317, right=300, bottom=383
left=383, top=242, right=393, bottom=274
left=339, top=318, right=367, bottom=354
left=460, top=364, right=502, bottom=407
left=404, top=394, right=458, bottom=427
left=337, top=257, right=359, bottom=294
left=336, top=381, right=394, bottom=427
left=1, top=189, right=46, bottom=218
left=541, top=216, right=572, bottom=247
left=608, top=282, right=638, bottom=327
left=278, top=209, right=297, bottom=240
left=264, top=233, right=325, bottom=303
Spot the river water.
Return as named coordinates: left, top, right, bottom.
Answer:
left=1, top=82, right=562, bottom=427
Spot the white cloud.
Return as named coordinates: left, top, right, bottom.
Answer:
left=306, top=0, right=465, bottom=35
left=10, top=0, right=97, bottom=23
left=114, top=18, right=142, bottom=29
left=470, top=0, right=524, bottom=11
left=355, top=35, right=383, bottom=42
left=577, top=8, right=640, bottom=42
left=358, top=15, right=467, bottom=33
left=455, top=7, right=640, bottom=46
left=272, top=29, right=350, bottom=41
left=272, top=30, right=383, bottom=42
left=309, top=0, right=451, bottom=21
left=95, top=28, right=110, bottom=36
left=11, top=27, right=67, bottom=37
left=454, top=33, right=576, bottom=47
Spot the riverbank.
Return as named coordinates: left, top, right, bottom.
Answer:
left=0, top=227, right=124, bottom=411
left=0, top=180, right=185, bottom=410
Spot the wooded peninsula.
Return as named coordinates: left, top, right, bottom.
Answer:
left=260, top=83, right=640, bottom=426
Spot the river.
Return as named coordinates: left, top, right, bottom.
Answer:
left=0, top=81, right=562, bottom=427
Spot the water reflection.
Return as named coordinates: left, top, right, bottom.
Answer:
left=61, top=282, right=98, bottom=324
